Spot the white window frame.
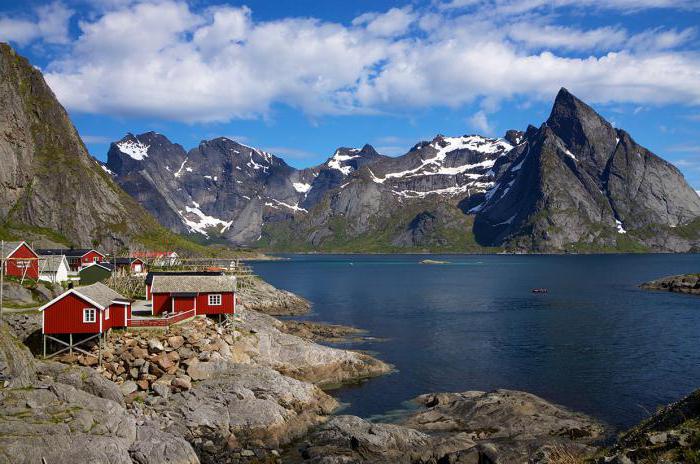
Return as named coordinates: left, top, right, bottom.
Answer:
left=83, top=308, right=96, bottom=323
left=105, top=307, right=110, bottom=320
left=93, top=256, right=99, bottom=263
left=208, top=294, right=222, bottom=306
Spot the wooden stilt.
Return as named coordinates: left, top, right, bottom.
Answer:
left=43, top=334, right=46, bottom=359
left=98, top=333, right=102, bottom=366
left=69, top=333, right=73, bottom=356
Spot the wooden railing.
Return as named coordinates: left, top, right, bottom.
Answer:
left=127, top=308, right=196, bottom=328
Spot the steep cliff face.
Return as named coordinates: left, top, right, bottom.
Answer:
left=0, top=43, right=198, bottom=251
left=473, top=88, right=700, bottom=252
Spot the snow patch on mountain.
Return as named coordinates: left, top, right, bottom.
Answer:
left=615, top=219, right=627, bottom=234
left=117, top=139, right=149, bottom=160
left=375, top=136, right=510, bottom=183
left=178, top=202, right=233, bottom=236
left=327, top=149, right=360, bottom=175
left=174, top=158, right=188, bottom=178
left=293, top=182, right=312, bottom=193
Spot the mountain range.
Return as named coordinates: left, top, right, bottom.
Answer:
left=104, top=90, right=700, bottom=253
left=1, top=42, right=699, bottom=254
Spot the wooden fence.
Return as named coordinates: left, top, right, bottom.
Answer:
left=127, top=308, right=196, bottom=328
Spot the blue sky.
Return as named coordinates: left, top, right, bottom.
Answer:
left=1, top=0, right=700, bottom=189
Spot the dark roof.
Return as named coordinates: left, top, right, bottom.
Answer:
left=151, top=274, right=236, bottom=294
left=79, top=262, right=114, bottom=272
left=112, top=257, right=145, bottom=265
left=145, top=270, right=223, bottom=286
left=36, top=248, right=101, bottom=258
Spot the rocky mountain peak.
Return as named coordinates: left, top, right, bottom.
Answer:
left=546, top=87, right=618, bottom=171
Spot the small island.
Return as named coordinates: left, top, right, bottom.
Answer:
left=640, top=273, right=700, bottom=295
left=420, top=259, right=450, bottom=265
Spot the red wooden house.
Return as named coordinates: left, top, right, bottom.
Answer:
left=2, top=241, right=39, bottom=280
left=36, top=248, right=106, bottom=271
left=150, top=274, right=236, bottom=317
left=145, top=271, right=224, bottom=301
left=39, top=282, right=132, bottom=335
left=113, top=257, right=147, bottom=274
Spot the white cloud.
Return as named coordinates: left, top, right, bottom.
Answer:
left=469, top=111, right=493, bottom=133
left=352, top=6, right=416, bottom=37
left=0, top=1, right=73, bottom=45
left=439, top=0, right=700, bottom=13
left=25, top=0, right=700, bottom=124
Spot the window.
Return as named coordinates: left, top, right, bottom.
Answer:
left=16, top=260, right=30, bottom=269
left=208, top=294, right=222, bottom=306
left=105, top=308, right=110, bottom=320
left=83, top=308, right=96, bottom=323
left=134, top=264, right=142, bottom=272
left=93, top=256, right=99, bottom=263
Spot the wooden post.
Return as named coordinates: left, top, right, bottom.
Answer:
left=69, top=333, right=73, bottom=355
left=43, top=334, right=46, bottom=359
left=98, top=333, right=102, bottom=366
left=0, top=240, right=4, bottom=320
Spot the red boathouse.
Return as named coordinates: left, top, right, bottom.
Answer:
left=2, top=241, right=40, bottom=280
left=39, top=282, right=132, bottom=334
left=150, top=274, right=236, bottom=317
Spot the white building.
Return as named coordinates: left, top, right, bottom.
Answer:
left=38, top=255, right=70, bottom=284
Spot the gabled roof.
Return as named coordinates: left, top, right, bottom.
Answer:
left=36, top=248, right=104, bottom=258
left=39, top=255, right=69, bottom=273
left=151, top=274, right=236, bottom=294
left=113, top=257, right=145, bottom=265
left=79, top=262, right=114, bottom=272
left=2, top=241, right=38, bottom=259
left=145, top=270, right=223, bottom=286
left=38, top=282, right=129, bottom=311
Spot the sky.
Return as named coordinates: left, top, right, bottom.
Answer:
left=1, top=0, right=700, bottom=189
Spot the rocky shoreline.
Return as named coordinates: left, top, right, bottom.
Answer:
left=2, top=279, right=699, bottom=463
left=640, top=273, right=700, bottom=295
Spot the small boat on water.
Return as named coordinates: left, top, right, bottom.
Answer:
left=532, top=288, right=548, bottom=294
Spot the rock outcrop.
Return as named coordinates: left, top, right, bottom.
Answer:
left=237, top=277, right=311, bottom=315
left=598, top=389, right=700, bottom=463
left=157, top=364, right=338, bottom=462
left=235, top=309, right=392, bottom=387
left=296, top=389, right=605, bottom=464
left=640, top=273, right=700, bottom=295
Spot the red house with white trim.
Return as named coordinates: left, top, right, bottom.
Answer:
left=39, top=282, right=132, bottom=335
left=2, top=241, right=39, bottom=280
left=36, top=248, right=106, bottom=271
left=150, top=274, right=236, bottom=317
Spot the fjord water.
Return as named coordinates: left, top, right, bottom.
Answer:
left=252, top=254, right=700, bottom=430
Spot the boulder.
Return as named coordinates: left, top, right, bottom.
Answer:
left=168, top=335, right=185, bottom=349
left=147, top=339, right=164, bottom=353
left=119, top=380, right=138, bottom=396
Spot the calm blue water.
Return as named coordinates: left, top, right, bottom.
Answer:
left=251, top=254, right=700, bottom=430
